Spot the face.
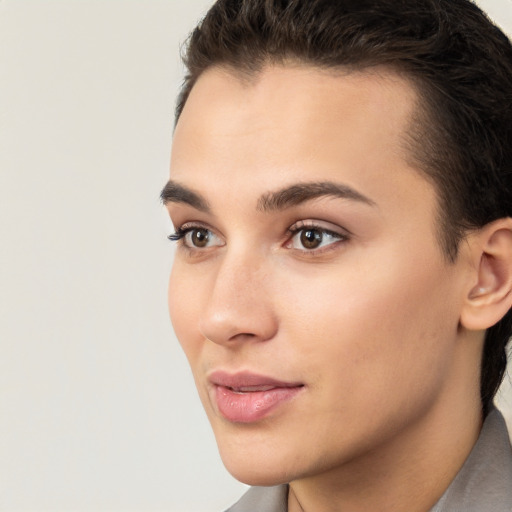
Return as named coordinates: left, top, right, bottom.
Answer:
left=165, top=65, right=468, bottom=486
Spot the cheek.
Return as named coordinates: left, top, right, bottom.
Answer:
left=277, top=247, right=460, bottom=391
left=266, top=251, right=461, bottom=459
left=168, top=262, right=204, bottom=364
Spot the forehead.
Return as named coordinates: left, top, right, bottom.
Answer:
left=174, top=64, right=418, bottom=140
left=170, top=64, right=428, bottom=216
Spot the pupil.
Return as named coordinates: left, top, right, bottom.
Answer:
left=301, top=229, right=322, bottom=249
left=193, top=229, right=209, bottom=247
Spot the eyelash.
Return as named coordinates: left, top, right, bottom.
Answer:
left=285, top=222, right=348, bottom=253
left=167, top=226, right=196, bottom=243
left=167, top=224, right=222, bottom=253
left=168, top=222, right=349, bottom=254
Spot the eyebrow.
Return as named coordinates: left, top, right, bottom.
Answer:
left=257, top=181, right=376, bottom=211
left=160, top=180, right=210, bottom=212
left=160, top=179, right=375, bottom=212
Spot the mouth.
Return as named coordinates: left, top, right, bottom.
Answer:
left=226, top=385, right=277, bottom=393
left=208, top=371, right=305, bottom=423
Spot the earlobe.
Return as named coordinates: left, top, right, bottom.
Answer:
left=460, top=218, right=512, bottom=331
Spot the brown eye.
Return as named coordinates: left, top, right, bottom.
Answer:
left=288, top=225, right=346, bottom=252
left=300, top=229, right=323, bottom=249
left=189, top=228, right=210, bottom=247
left=168, top=225, right=224, bottom=250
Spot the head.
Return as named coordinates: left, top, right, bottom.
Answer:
left=163, top=0, right=512, bottom=489
left=173, top=0, right=512, bottom=414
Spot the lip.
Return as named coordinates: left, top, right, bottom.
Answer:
left=208, top=371, right=304, bottom=423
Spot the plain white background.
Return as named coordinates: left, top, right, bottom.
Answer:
left=0, top=1, right=511, bottom=511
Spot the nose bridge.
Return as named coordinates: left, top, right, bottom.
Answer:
left=217, top=247, right=263, bottom=302
left=199, top=244, right=276, bottom=344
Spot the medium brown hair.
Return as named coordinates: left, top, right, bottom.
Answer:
left=176, top=0, right=512, bottom=414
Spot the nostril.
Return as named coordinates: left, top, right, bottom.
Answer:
left=198, top=276, right=279, bottom=344
left=227, top=332, right=258, bottom=342
left=201, top=317, right=277, bottom=346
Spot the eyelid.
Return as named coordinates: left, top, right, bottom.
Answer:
left=169, top=220, right=214, bottom=238
left=168, top=222, right=225, bottom=248
left=285, top=219, right=350, bottom=253
left=287, top=219, right=351, bottom=237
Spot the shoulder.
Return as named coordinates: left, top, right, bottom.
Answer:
left=224, top=485, right=288, bottom=512
left=430, top=407, right=512, bottom=511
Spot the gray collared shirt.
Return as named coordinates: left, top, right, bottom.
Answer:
left=225, top=408, right=512, bottom=512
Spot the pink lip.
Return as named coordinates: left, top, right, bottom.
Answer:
left=208, top=371, right=304, bottom=423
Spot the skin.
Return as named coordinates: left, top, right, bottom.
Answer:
left=165, top=65, right=486, bottom=512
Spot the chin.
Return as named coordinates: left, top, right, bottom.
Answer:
left=208, top=407, right=322, bottom=487
left=215, top=435, right=304, bottom=487
left=223, top=458, right=292, bottom=487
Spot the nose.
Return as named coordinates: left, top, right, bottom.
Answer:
left=198, top=250, right=278, bottom=345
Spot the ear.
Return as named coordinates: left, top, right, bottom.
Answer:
left=460, top=218, right=512, bottom=331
